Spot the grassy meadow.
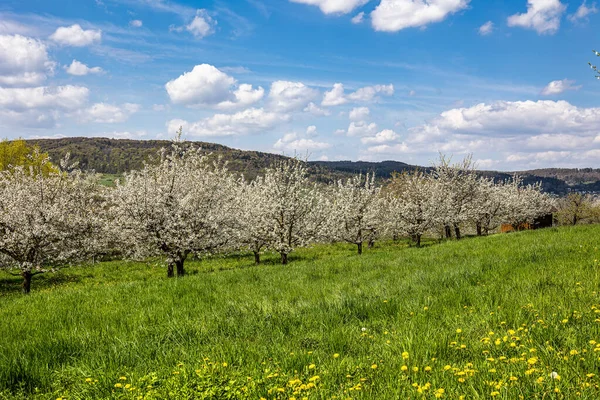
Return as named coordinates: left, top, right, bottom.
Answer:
left=1, top=226, right=600, bottom=399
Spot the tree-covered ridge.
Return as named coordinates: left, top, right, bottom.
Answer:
left=24, top=137, right=599, bottom=194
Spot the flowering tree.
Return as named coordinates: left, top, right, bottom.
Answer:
left=502, top=176, right=553, bottom=229
left=470, top=177, right=508, bottom=235
left=259, top=159, right=324, bottom=264
left=327, top=173, right=382, bottom=254
left=556, top=193, right=595, bottom=225
left=0, top=152, right=103, bottom=293
left=237, top=176, right=275, bottom=265
left=432, top=154, right=479, bottom=239
left=110, top=141, right=240, bottom=277
left=385, top=170, right=444, bottom=247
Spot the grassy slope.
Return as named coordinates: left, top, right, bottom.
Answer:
left=1, top=227, right=600, bottom=399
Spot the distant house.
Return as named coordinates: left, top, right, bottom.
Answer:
left=500, top=213, right=554, bottom=233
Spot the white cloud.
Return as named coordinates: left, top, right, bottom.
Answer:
left=306, top=125, right=318, bottom=136
left=289, top=0, right=369, bottom=14
left=104, top=130, right=147, bottom=139
left=322, top=83, right=394, bottom=106
left=50, top=24, right=102, bottom=46
left=0, top=20, right=35, bottom=35
left=129, top=20, right=143, bottom=28
left=322, top=83, right=347, bottom=106
left=371, top=0, right=470, bottom=32
left=347, top=84, right=394, bottom=102
left=352, top=11, right=365, bottom=23
left=540, top=79, right=581, bottom=95
left=361, top=129, right=399, bottom=144
left=152, top=104, right=169, bottom=111
left=186, top=9, right=216, bottom=38
left=165, top=64, right=263, bottom=109
left=347, top=120, right=378, bottom=136
left=478, top=20, right=494, bottom=35
left=349, top=106, right=370, bottom=120
left=267, top=80, right=318, bottom=112
left=79, top=102, right=140, bottom=123
left=568, top=1, right=598, bottom=22
left=168, top=107, right=290, bottom=137
left=408, top=90, right=417, bottom=96
left=274, top=129, right=331, bottom=152
left=0, top=85, right=89, bottom=110
left=507, top=0, right=567, bottom=35
left=0, top=85, right=89, bottom=128
left=408, top=100, right=600, bottom=141
left=0, top=34, right=54, bottom=86
left=304, top=102, right=331, bottom=116
left=64, top=60, right=103, bottom=76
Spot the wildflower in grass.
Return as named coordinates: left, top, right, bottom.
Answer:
left=308, top=364, right=315, bottom=369
left=402, top=351, right=409, bottom=360
left=119, top=376, right=126, bottom=381
left=361, top=327, right=367, bottom=332
left=456, top=328, right=462, bottom=334
left=425, top=366, right=432, bottom=372
left=371, top=364, right=378, bottom=369
left=550, top=371, right=560, bottom=380
left=587, top=373, right=595, bottom=378
left=434, top=388, right=445, bottom=398
left=509, top=376, right=518, bottom=382
left=412, top=367, right=419, bottom=372
left=222, top=362, right=228, bottom=367
left=115, top=383, right=123, bottom=388
left=333, top=353, right=340, bottom=358
left=443, top=365, right=451, bottom=371
left=85, top=378, right=92, bottom=382
left=490, top=391, right=500, bottom=397
left=401, top=365, right=408, bottom=372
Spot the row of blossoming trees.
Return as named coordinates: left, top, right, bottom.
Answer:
left=0, top=140, right=553, bottom=293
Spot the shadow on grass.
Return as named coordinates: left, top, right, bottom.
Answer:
left=0, top=272, right=82, bottom=295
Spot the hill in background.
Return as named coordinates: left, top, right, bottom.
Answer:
left=27, top=137, right=599, bottom=195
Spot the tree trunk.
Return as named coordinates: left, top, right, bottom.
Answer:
left=368, top=238, right=374, bottom=249
left=573, top=215, right=578, bottom=225
left=444, top=225, right=452, bottom=238
left=476, top=223, right=482, bottom=236
left=392, top=233, right=399, bottom=242
left=167, top=262, right=174, bottom=278
left=253, top=251, right=260, bottom=265
left=357, top=242, right=363, bottom=255
left=176, top=259, right=185, bottom=277
left=415, top=234, right=422, bottom=248
left=454, top=224, right=461, bottom=240
left=281, top=252, right=288, bottom=265
left=22, top=271, right=32, bottom=294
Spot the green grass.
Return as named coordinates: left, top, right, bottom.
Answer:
left=1, top=227, right=600, bottom=399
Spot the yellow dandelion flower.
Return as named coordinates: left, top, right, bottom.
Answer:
left=308, top=364, right=315, bottom=369
left=371, top=364, right=378, bottom=369
left=402, top=351, right=409, bottom=360
left=401, top=365, right=408, bottom=372
left=412, top=366, right=419, bottom=372
left=333, top=353, right=340, bottom=358
left=456, top=329, right=462, bottom=334
left=491, top=391, right=500, bottom=397
left=425, top=366, right=432, bottom=372
left=114, top=383, right=123, bottom=388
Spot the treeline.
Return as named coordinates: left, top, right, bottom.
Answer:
left=0, top=139, right=554, bottom=294
left=17, top=137, right=598, bottom=194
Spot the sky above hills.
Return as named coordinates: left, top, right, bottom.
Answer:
left=0, top=0, right=599, bottom=170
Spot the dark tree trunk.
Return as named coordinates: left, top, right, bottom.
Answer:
left=368, top=238, right=374, bottom=249
left=22, top=271, right=32, bottom=294
left=253, top=251, right=260, bottom=265
left=167, top=262, right=174, bottom=278
left=176, top=259, right=185, bottom=277
left=476, top=223, right=482, bottom=236
left=281, top=253, right=288, bottom=265
left=393, top=233, right=399, bottom=242
left=357, top=242, right=363, bottom=255
left=454, top=224, right=461, bottom=240
left=573, top=215, right=578, bottom=225
left=444, top=225, right=452, bottom=238
left=415, top=234, right=422, bottom=248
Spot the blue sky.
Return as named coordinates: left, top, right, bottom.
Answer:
left=0, top=0, right=599, bottom=170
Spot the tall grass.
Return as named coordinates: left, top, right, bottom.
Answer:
left=0, top=226, right=599, bottom=399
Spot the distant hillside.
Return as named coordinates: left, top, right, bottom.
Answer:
left=25, top=137, right=600, bottom=195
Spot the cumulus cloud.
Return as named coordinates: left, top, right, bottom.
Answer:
left=349, top=106, right=370, bottom=120
left=267, top=80, right=318, bottom=112
left=129, top=20, right=143, bottom=28
left=322, top=83, right=394, bottom=106
left=0, top=85, right=89, bottom=128
left=322, top=83, right=347, bottom=106
left=49, top=24, right=102, bottom=46
left=540, top=79, right=581, bottom=95
left=347, top=120, right=378, bottom=136
left=304, top=102, right=331, bottom=116
left=273, top=130, right=331, bottom=152
left=568, top=1, right=598, bottom=22
left=478, top=21, right=494, bottom=35
left=0, top=34, right=55, bottom=86
left=78, top=102, right=140, bottom=123
left=167, top=107, right=290, bottom=137
left=360, top=129, right=399, bottom=144
left=64, top=60, right=103, bottom=76
left=165, top=64, right=263, bottom=109
left=371, top=0, right=470, bottom=32
left=289, top=0, right=369, bottom=14
left=306, top=125, right=318, bottom=136
left=351, top=12, right=365, bottom=23
left=507, top=0, right=567, bottom=35
left=186, top=9, right=216, bottom=38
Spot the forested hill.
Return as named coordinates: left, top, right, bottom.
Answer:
left=26, top=137, right=598, bottom=194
